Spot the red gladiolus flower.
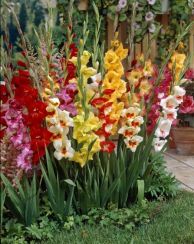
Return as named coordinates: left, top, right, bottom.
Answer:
left=70, top=43, right=78, bottom=57
left=98, top=102, right=113, bottom=118
left=0, top=84, right=9, bottom=103
left=30, top=127, right=52, bottom=163
left=100, top=141, right=115, bottom=153
left=91, top=97, right=108, bottom=107
left=103, top=89, right=115, bottom=95
left=24, top=101, right=48, bottom=125
left=18, top=70, right=30, bottom=77
left=95, top=127, right=111, bottom=138
left=17, top=60, right=26, bottom=67
left=14, top=84, right=38, bottom=105
left=0, top=129, right=5, bottom=139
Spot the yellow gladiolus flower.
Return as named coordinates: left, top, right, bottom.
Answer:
left=104, top=50, right=120, bottom=70
left=169, top=51, right=186, bottom=83
left=126, top=69, right=143, bottom=86
left=81, top=50, right=91, bottom=65
left=143, top=60, right=154, bottom=77
left=111, top=40, right=120, bottom=48
left=73, top=137, right=100, bottom=167
left=115, top=43, right=128, bottom=60
left=104, top=70, right=120, bottom=84
left=81, top=66, right=97, bottom=84
left=139, top=79, right=152, bottom=96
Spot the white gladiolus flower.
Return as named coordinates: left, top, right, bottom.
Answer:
left=153, top=138, right=167, bottom=152
left=121, top=107, right=141, bottom=119
left=46, top=116, right=58, bottom=125
left=105, top=124, right=113, bottom=133
left=53, top=138, right=63, bottom=151
left=130, top=116, right=144, bottom=127
left=155, top=118, right=172, bottom=138
left=58, top=109, right=73, bottom=127
left=124, top=135, right=143, bottom=152
left=48, top=124, right=65, bottom=135
left=163, top=108, right=178, bottom=122
left=48, top=97, right=60, bottom=107
left=90, top=73, right=102, bottom=83
left=173, top=86, right=186, bottom=104
left=118, top=126, right=140, bottom=137
left=160, top=95, right=179, bottom=110
left=54, top=139, right=74, bottom=160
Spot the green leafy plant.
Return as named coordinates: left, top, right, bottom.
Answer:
left=1, top=215, right=60, bottom=243
left=157, top=0, right=192, bottom=63
left=57, top=0, right=106, bottom=51
left=145, top=153, right=178, bottom=199
left=107, top=0, right=161, bottom=42
left=40, top=149, right=76, bottom=219
left=1, top=173, right=40, bottom=226
left=74, top=201, right=149, bottom=231
left=0, top=189, right=6, bottom=226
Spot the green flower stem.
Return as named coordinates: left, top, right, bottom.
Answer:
left=76, top=15, right=89, bottom=120
left=127, top=2, right=137, bottom=68
left=63, top=0, right=74, bottom=84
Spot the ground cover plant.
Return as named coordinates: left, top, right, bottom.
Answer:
left=0, top=0, right=194, bottom=243
left=48, top=191, right=194, bottom=244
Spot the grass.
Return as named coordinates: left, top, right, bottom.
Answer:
left=48, top=191, right=194, bottom=244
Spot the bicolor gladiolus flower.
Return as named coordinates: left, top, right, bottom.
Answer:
left=130, top=116, right=144, bottom=127
left=163, top=108, right=178, bottom=122
left=173, top=86, right=186, bottom=104
left=124, top=135, right=143, bottom=152
left=53, top=138, right=74, bottom=160
left=118, top=126, right=140, bottom=138
left=100, top=141, right=115, bottom=153
left=90, top=72, right=102, bottom=83
left=155, top=118, right=172, bottom=138
left=121, top=107, right=141, bottom=120
left=153, top=138, right=167, bottom=152
left=143, top=60, right=154, bottom=77
left=126, top=69, right=143, bottom=87
left=160, top=95, right=179, bottom=111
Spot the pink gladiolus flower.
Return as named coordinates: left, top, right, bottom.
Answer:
left=3, top=99, right=33, bottom=171
left=57, top=83, right=77, bottom=116
left=179, top=95, right=194, bottom=114
left=185, top=68, right=194, bottom=80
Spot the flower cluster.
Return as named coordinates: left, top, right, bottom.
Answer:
left=147, top=67, right=172, bottom=133
left=91, top=39, right=128, bottom=152
left=2, top=99, right=33, bottom=171
left=70, top=50, right=101, bottom=166
left=56, top=83, right=77, bottom=116
left=46, top=97, right=74, bottom=160
left=168, top=51, right=186, bottom=83
left=118, top=105, right=143, bottom=151
left=153, top=85, right=186, bottom=151
left=0, top=69, right=52, bottom=171
left=72, top=112, right=101, bottom=167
